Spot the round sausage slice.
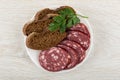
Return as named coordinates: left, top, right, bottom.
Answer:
left=79, top=51, right=86, bottom=63
left=60, top=40, right=85, bottom=63
left=39, top=47, right=71, bottom=72
left=67, top=31, right=90, bottom=50
left=57, top=45, right=79, bottom=69
left=69, top=23, right=90, bottom=37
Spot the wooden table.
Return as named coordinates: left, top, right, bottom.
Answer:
left=0, top=0, right=120, bottom=80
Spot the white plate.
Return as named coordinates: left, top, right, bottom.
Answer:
left=24, top=7, right=93, bottom=73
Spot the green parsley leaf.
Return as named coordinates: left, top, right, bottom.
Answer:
left=59, top=8, right=75, bottom=17
left=60, top=20, right=66, bottom=33
left=48, top=23, right=59, bottom=31
left=48, top=8, right=88, bottom=33
left=53, top=15, right=64, bottom=23
left=72, top=16, right=80, bottom=25
left=67, top=19, right=73, bottom=28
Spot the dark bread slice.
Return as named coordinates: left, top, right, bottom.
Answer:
left=23, top=19, right=53, bottom=36
left=34, top=8, right=57, bottom=21
left=34, top=6, right=75, bottom=21
left=55, top=6, right=76, bottom=13
left=26, top=31, right=67, bottom=50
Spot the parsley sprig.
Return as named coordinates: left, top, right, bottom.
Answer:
left=48, top=8, right=88, bottom=33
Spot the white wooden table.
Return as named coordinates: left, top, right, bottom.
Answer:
left=0, top=0, right=120, bottom=80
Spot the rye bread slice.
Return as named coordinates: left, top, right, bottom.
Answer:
left=26, top=32, right=67, bottom=50
left=34, top=8, right=57, bottom=21
left=34, top=6, right=76, bottom=21
left=23, top=19, right=53, bottom=36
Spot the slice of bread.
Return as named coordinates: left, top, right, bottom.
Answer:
left=34, top=8, right=57, bottom=21
left=34, top=6, right=75, bottom=21
left=23, top=19, right=53, bottom=36
left=26, top=31, right=66, bottom=50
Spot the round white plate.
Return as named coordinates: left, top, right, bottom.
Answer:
left=24, top=7, right=93, bottom=73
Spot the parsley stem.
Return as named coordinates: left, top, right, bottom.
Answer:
left=77, top=14, right=88, bottom=18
